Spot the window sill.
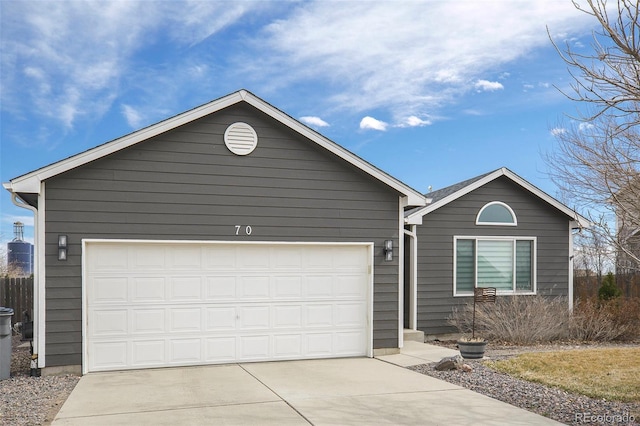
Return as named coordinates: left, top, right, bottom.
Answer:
left=454, top=291, right=536, bottom=297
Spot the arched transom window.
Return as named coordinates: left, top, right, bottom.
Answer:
left=476, top=201, right=517, bottom=226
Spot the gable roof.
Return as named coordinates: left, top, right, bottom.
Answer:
left=3, top=89, right=426, bottom=207
left=405, top=167, right=590, bottom=228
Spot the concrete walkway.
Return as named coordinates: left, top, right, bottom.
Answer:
left=53, top=343, right=561, bottom=425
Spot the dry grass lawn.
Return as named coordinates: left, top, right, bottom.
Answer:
left=488, top=347, right=640, bottom=403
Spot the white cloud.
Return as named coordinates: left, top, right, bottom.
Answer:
left=550, top=127, right=566, bottom=136
left=403, top=116, right=432, bottom=127
left=121, top=104, right=143, bottom=128
left=1, top=1, right=598, bottom=140
left=257, top=1, right=594, bottom=121
left=2, top=215, right=34, bottom=227
left=1, top=1, right=261, bottom=133
left=475, top=80, right=504, bottom=92
left=300, top=116, right=329, bottom=127
left=360, top=116, right=388, bottom=131
left=579, top=122, right=595, bottom=131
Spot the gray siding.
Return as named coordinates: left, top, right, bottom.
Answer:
left=44, top=102, right=402, bottom=367
left=415, top=177, right=571, bottom=335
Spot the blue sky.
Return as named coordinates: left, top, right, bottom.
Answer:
left=1, top=1, right=603, bottom=249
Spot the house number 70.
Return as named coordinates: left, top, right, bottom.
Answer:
left=235, top=225, right=253, bottom=235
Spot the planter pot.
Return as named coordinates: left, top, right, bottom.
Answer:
left=457, top=340, right=487, bottom=359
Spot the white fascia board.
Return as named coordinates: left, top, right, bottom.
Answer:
left=242, top=92, right=426, bottom=207
left=6, top=92, right=246, bottom=195
left=6, top=90, right=425, bottom=206
left=500, top=168, right=591, bottom=229
left=406, top=169, right=504, bottom=222
left=405, top=167, right=591, bottom=227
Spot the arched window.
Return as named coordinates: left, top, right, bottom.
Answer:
left=476, top=201, right=517, bottom=226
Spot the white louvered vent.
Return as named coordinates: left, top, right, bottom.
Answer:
left=224, top=122, right=258, bottom=156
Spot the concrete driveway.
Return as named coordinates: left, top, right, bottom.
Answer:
left=52, top=355, right=560, bottom=425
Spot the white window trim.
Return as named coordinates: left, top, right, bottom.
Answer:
left=453, top=235, right=537, bottom=297
left=476, top=201, right=517, bottom=226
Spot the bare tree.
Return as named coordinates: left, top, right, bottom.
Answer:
left=547, top=0, right=640, bottom=272
left=574, top=227, right=614, bottom=282
left=0, top=240, right=26, bottom=277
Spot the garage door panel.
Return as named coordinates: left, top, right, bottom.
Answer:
left=86, top=242, right=371, bottom=372
left=169, top=246, right=202, bottom=269
left=170, top=277, right=202, bottom=300
left=335, top=331, right=367, bottom=354
left=239, top=306, right=270, bottom=329
left=91, top=310, right=128, bottom=336
left=132, top=340, right=165, bottom=366
left=89, top=245, right=127, bottom=271
left=170, top=339, right=202, bottom=363
left=273, top=247, right=303, bottom=268
left=202, top=246, right=236, bottom=269
left=335, top=246, right=367, bottom=266
left=239, top=335, right=270, bottom=360
left=93, top=277, right=128, bottom=303
left=336, top=276, right=367, bottom=297
left=306, top=333, right=333, bottom=356
left=170, top=308, right=202, bottom=332
left=240, top=276, right=270, bottom=298
left=239, top=246, right=270, bottom=268
left=273, top=305, right=302, bottom=328
left=273, top=276, right=302, bottom=298
left=206, top=276, right=237, bottom=299
left=307, top=276, right=334, bottom=298
left=91, top=341, right=127, bottom=370
left=335, top=303, right=367, bottom=327
left=274, top=334, right=302, bottom=358
left=306, top=304, right=333, bottom=327
left=132, top=309, right=165, bottom=334
left=206, top=337, right=236, bottom=361
left=132, top=246, right=166, bottom=270
left=206, top=307, right=237, bottom=330
left=132, top=277, right=166, bottom=302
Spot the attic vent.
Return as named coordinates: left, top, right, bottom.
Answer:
left=224, top=122, right=258, bottom=156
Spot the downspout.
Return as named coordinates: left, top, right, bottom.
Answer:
left=569, top=222, right=578, bottom=313
left=10, top=192, right=42, bottom=373
left=398, top=201, right=404, bottom=349
left=403, top=226, right=417, bottom=330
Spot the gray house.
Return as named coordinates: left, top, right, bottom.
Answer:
left=4, top=90, right=587, bottom=375
left=4, top=90, right=425, bottom=374
left=404, top=168, right=590, bottom=336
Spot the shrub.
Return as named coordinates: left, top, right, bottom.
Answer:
left=571, top=297, right=640, bottom=342
left=448, top=295, right=571, bottom=344
left=598, top=272, right=622, bottom=301
left=449, top=294, right=640, bottom=344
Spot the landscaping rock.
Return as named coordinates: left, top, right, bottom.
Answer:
left=461, top=363, right=473, bottom=372
left=434, top=355, right=463, bottom=371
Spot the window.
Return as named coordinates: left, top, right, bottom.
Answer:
left=454, top=237, right=535, bottom=295
left=476, top=202, right=517, bottom=226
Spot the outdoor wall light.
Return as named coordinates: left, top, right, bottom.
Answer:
left=383, top=240, right=393, bottom=261
left=58, top=235, right=68, bottom=261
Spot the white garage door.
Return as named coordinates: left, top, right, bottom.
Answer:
left=84, top=241, right=372, bottom=372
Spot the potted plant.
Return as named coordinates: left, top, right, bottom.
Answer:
left=457, top=287, right=496, bottom=359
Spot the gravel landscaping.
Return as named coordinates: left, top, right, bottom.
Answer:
left=410, top=342, right=640, bottom=426
left=0, top=335, right=79, bottom=426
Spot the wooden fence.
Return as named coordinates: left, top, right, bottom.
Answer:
left=0, top=277, right=33, bottom=324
